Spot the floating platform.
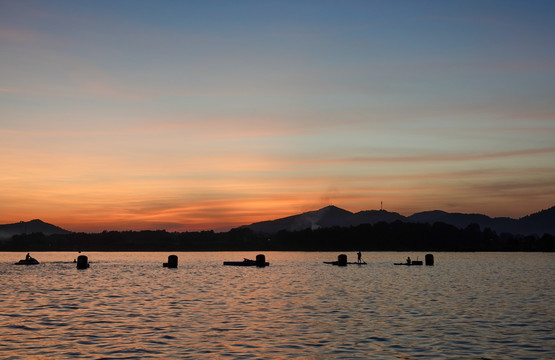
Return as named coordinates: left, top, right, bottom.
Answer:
left=323, top=254, right=367, bottom=266
left=14, top=258, right=39, bottom=265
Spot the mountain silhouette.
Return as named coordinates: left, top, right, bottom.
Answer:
left=517, top=207, right=555, bottom=235
left=2, top=206, right=554, bottom=240
left=2, top=209, right=553, bottom=251
left=245, top=205, right=354, bottom=233
left=0, top=219, right=71, bottom=239
left=244, top=205, right=412, bottom=234
left=408, top=211, right=510, bottom=231
left=244, top=205, right=555, bottom=236
left=351, top=210, right=407, bottom=225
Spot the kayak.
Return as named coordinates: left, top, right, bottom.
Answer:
left=394, top=261, right=423, bottom=266
left=14, top=258, right=39, bottom=265
left=323, top=261, right=367, bottom=265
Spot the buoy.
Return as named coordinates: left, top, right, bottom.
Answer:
left=337, top=254, right=347, bottom=266
left=76, top=255, right=89, bottom=269
left=163, top=255, right=178, bottom=268
left=256, top=254, right=267, bottom=267
left=425, top=254, right=434, bottom=266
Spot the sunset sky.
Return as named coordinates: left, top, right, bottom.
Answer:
left=1, top=0, right=554, bottom=232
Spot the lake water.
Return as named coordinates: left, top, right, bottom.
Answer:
left=1, top=252, right=554, bottom=359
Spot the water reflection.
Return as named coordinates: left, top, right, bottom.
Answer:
left=0, top=252, right=554, bottom=359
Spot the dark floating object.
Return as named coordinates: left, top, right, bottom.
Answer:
left=76, top=255, right=89, bottom=269
left=224, top=254, right=269, bottom=267
left=425, top=254, right=434, bottom=266
left=324, top=254, right=366, bottom=266
left=163, top=255, right=178, bottom=268
left=337, top=254, right=347, bottom=266
left=394, top=256, right=423, bottom=266
left=394, top=261, right=423, bottom=266
left=14, top=257, right=39, bottom=265
left=15, top=253, right=39, bottom=265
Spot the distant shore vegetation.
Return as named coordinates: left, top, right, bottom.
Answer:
left=1, top=221, right=553, bottom=252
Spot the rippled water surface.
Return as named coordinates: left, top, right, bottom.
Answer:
left=1, top=252, right=554, bottom=359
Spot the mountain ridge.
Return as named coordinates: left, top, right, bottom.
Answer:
left=0, top=219, right=71, bottom=239
left=243, top=205, right=555, bottom=236
left=1, top=209, right=553, bottom=251
left=1, top=205, right=554, bottom=239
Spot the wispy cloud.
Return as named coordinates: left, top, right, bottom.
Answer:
left=315, top=147, right=555, bottom=165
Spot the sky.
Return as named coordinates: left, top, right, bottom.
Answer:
left=1, top=0, right=554, bottom=232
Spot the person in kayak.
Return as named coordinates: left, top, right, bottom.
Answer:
left=406, top=256, right=411, bottom=265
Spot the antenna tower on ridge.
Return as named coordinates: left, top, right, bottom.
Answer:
left=380, top=201, right=383, bottom=211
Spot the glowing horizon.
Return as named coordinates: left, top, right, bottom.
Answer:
left=1, top=1, right=554, bottom=233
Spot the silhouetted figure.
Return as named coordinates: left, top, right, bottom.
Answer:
left=406, top=257, right=411, bottom=265
left=357, top=251, right=362, bottom=263
left=25, top=253, right=30, bottom=261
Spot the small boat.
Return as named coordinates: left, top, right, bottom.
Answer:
left=14, top=257, right=40, bottom=265
left=223, top=259, right=270, bottom=267
left=223, top=254, right=269, bottom=267
left=394, top=261, right=423, bottom=266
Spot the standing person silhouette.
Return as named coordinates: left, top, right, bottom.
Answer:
left=357, top=251, right=362, bottom=264
left=406, top=256, right=411, bottom=265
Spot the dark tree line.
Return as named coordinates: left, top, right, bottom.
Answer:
left=1, top=221, right=553, bottom=252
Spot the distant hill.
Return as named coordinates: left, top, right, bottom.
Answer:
left=0, top=219, right=71, bottom=239
left=1, top=211, right=553, bottom=252
left=517, top=207, right=555, bottom=235
left=245, top=205, right=411, bottom=234
left=245, top=206, right=354, bottom=233
left=407, top=207, right=555, bottom=235
left=351, top=210, right=407, bottom=225
left=407, top=211, right=517, bottom=233
left=243, top=205, right=555, bottom=236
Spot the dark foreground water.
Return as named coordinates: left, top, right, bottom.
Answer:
left=1, top=252, right=554, bottom=359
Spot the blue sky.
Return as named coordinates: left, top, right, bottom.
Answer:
left=1, top=0, right=554, bottom=231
